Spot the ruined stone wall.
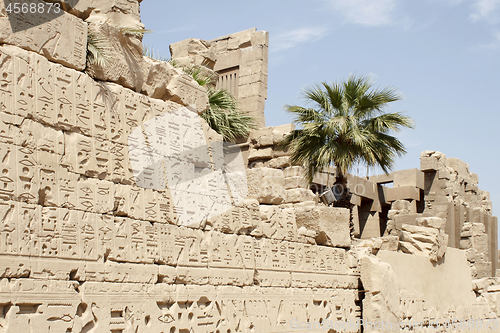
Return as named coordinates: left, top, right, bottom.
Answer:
left=1, top=1, right=499, bottom=332
left=171, top=28, right=269, bottom=128
left=0, top=3, right=362, bottom=332
left=360, top=249, right=499, bottom=332
left=354, top=220, right=500, bottom=332
left=420, top=151, right=497, bottom=277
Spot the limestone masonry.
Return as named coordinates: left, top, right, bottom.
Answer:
left=0, top=1, right=498, bottom=332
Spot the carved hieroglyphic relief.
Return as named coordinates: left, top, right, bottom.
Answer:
left=0, top=280, right=360, bottom=333
left=127, top=106, right=248, bottom=228
left=0, top=44, right=364, bottom=332
left=0, top=1, right=87, bottom=70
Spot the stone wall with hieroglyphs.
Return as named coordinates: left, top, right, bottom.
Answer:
left=2, top=1, right=499, bottom=332
left=0, top=28, right=360, bottom=332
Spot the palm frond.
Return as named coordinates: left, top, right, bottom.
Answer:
left=86, top=28, right=112, bottom=74
left=117, top=25, right=152, bottom=38
left=183, top=65, right=215, bottom=87
left=201, top=88, right=257, bottom=142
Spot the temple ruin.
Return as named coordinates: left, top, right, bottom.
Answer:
left=0, top=1, right=499, bottom=332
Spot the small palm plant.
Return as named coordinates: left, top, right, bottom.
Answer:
left=142, top=45, right=258, bottom=141
left=180, top=63, right=257, bottom=141
left=202, top=88, right=258, bottom=142
left=280, top=75, right=414, bottom=206
left=182, top=65, right=215, bottom=87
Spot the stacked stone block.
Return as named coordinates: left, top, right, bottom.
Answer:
left=0, top=23, right=360, bottom=333
left=171, top=28, right=269, bottom=128
left=420, top=150, right=497, bottom=276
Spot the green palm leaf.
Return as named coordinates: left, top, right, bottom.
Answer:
left=201, top=88, right=257, bottom=142
left=86, top=28, right=112, bottom=74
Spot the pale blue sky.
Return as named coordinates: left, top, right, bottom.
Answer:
left=141, top=0, right=500, bottom=224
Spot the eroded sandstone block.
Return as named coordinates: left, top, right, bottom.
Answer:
left=264, top=156, right=291, bottom=168
left=420, top=150, right=446, bottom=172
left=399, top=223, right=448, bottom=262
left=0, top=1, right=87, bottom=70
left=257, top=205, right=298, bottom=241
left=360, top=255, right=402, bottom=330
left=356, top=236, right=399, bottom=255
left=86, top=21, right=145, bottom=90
left=164, top=69, right=209, bottom=111
left=357, top=249, right=496, bottom=332
left=59, top=0, right=142, bottom=23
left=285, top=188, right=317, bottom=203
left=170, top=38, right=217, bottom=69
left=294, top=206, right=350, bottom=248
left=415, top=216, right=445, bottom=230
left=206, top=198, right=261, bottom=234
left=246, top=167, right=286, bottom=204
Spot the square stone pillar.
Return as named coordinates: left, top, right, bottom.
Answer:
left=446, top=202, right=457, bottom=248
left=490, top=216, right=498, bottom=277
left=454, top=205, right=465, bottom=249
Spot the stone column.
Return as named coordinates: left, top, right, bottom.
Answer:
left=454, top=205, right=465, bottom=249
left=446, top=202, right=456, bottom=248
left=490, top=216, right=498, bottom=277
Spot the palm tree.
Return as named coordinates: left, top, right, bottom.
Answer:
left=279, top=75, right=414, bottom=206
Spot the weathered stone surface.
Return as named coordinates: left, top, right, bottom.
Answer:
left=271, top=124, right=294, bottom=144
left=393, top=212, right=433, bottom=229
left=206, top=198, right=261, bottom=234
left=171, top=28, right=269, bottom=127
left=0, top=279, right=360, bottom=332
left=170, top=38, right=217, bottom=69
left=359, top=249, right=492, bottom=331
left=393, top=168, right=424, bottom=189
left=1, top=1, right=499, bottom=328
left=140, top=57, right=173, bottom=98
left=378, top=249, right=476, bottom=312
left=257, top=205, right=298, bottom=241
left=462, top=223, right=489, bottom=254
left=391, top=199, right=412, bottom=211
left=283, top=166, right=304, bottom=178
left=86, top=21, right=146, bottom=90
left=461, top=222, right=493, bottom=279
left=246, top=167, right=285, bottom=204
left=250, top=132, right=274, bottom=148
left=400, top=224, right=448, bottom=262
left=473, top=277, right=500, bottom=293
left=357, top=236, right=399, bottom=255
left=416, top=216, right=445, bottom=230
left=285, top=188, right=317, bottom=203
left=284, top=175, right=309, bottom=190
left=248, top=147, right=273, bottom=161
left=264, top=156, right=291, bottom=169
left=384, top=185, right=420, bottom=202
left=0, top=1, right=87, bottom=70
left=164, top=68, right=210, bottom=111
left=420, top=150, right=446, bottom=171
left=294, top=206, right=350, bottom=248
left=360, top=255, right=402, bottom=331
left=58, top=0, right=142, bottom=23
